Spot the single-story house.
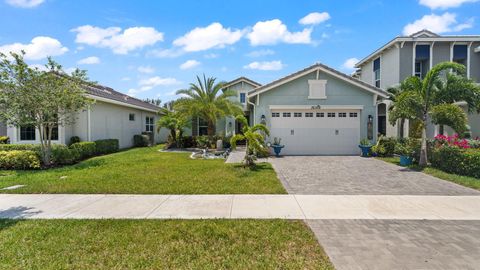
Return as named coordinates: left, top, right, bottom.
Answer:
left=208, top=63, right=389, bottom=155
left=5, top=83, right=165, bottom=149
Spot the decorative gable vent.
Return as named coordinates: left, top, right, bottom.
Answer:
left=308, top=80, right=327, bottom=99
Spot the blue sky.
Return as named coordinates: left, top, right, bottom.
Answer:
left=1, top=0, right=479, bottom=102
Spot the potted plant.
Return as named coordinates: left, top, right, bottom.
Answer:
left=358, top=138, right=372, bottom=157
left=395, top=143, right=413, bottom=166
left=269, top=137, right=285, bottom=157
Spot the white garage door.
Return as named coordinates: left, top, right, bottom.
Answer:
left=270, top=110, right=360, bottom=155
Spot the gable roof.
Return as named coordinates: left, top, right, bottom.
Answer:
left=247, top=63, right=388, bottom=98
left=223, top=76, right=262, bottom=89
left=84, top=83, right=160, bottom=112
left=355, top=30, right=480, bottom=68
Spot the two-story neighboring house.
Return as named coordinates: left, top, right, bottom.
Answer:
left=354, top=29, right=480, bottom=138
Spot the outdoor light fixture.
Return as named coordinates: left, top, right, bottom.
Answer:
left=228, top=122, right=232, bottom=128
left=261, top=114, right=266, bottom=122
left=368, top=115, right=373, bottom=123
left=367, top=115, right=373, bottom=140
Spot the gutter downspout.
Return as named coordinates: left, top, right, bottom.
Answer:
left=247, top=95, right=256, bottom=126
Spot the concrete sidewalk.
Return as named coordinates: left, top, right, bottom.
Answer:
left=1, top=194, right=480, bottom=220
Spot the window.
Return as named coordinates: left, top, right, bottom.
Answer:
left=453, top=45, right=468, bottom=66
left=349, top=112, right=358, bottom=117
left=305, top=112, right=313, bottom=117
left=316, top=112, right=324, bottom=117
left=339, top=112, right=347, bottom=118
left=373, top=57, right=381, bottom=88
left=240, top=93, right=246, bottom=104
left=414, top=62, right=423, bottom=78
left=272, top=112, right=280, bottom=117
left=145, top=116, right=154, bottom=132
left=20, top=126, right=35, bottom=141
left=43, top=126, right=58, bottom=140
left=198, top=118, right=208, bottom=136
left=282, top=112, right=291, bottom=117
left=308, top=80, right=327, bottom=99
left=327, top=112, right=335, bottom=118
left=294, top=112, right=302, bottom=117
left=129, top=113, right=135, bottom=121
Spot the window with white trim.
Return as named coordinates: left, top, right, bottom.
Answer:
left=349, top=112, right=358, bottom=117
left=272, top=112, right=280, bottom=117
left=327, top=112, right=335, bottom=118
left=198, top=118, right=208, bottom=136
left=339, top=112, right=347, bottom=118
left=373, top=58, right=381, bottom=88
left=316, top=112, right=324, bottom=117
left=129, top=113, right=135, bottom=121
left=20, top=126, right=35, bottom=141
left=240, top=93, right=246, bottom=104
left=282, top=112, right=291, bottom=117
left=305, top=112, right=313, bottom=117
left=453, top=45, right=468, bottom=66
left=145, top=116, right=154, bottom=132
left=294, top=112, right=302, bottom=117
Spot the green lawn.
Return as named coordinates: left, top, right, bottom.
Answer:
left=0, top=219, right=333, bottom=270
left=0, top=146, right=285, bottom=194
left=376, top=157, right=480, bottom=190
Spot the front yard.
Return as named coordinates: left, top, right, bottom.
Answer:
left=377, top=156, right=480, bottom=190
left=0, top=145, right=285, bottom=194
left=0, top=219, right=333, bottom=269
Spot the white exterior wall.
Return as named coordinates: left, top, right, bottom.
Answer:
left=380, top=47, right=400, bottom=89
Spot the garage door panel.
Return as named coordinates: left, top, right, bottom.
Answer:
left=269, top=109, right=360, bottom=155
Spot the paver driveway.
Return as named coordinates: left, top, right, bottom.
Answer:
left=270, top=156, right=479, bottom=195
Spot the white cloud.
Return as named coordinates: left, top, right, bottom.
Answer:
left=137, top=66, right=155, bottom=74
left=419, top=0, right=478, bottom=9
left=147, top=48, right=184, bottom=58
left=173, top=22, right=244, bottom=52
left=402, top=12, right=473, bottom=35
left=71, top=25, right=164, bottom=54
left=180, top=59, right=200, bottom=70
left=0, top=36, right=68, bottom=60
left=342, top=57, right=359, bottom=71
left=77, top=56, right=100, bottom=65
left=247, top=19, right=312, bottom=46
left=299, top=12, right=331, bottom=25
left=243, top=60, right=284, bottom=71
left=204, top=53, right=219, bottom=59
left=5, top=0, right=44, bottom=8
left=128, top=76, right=182, bottom=96
left=246, top=49, right=275, bottom=57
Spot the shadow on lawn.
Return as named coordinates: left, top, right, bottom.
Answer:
left=0, top=206, right=41, bottom=230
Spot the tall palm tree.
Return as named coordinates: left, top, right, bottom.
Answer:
left=389, top=62, right=480, bottom=166
left=175, top=75, right=242, bottom=136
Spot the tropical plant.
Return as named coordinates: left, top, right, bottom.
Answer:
left=359, top=138, right=371, bottom=146
left=230, top=115, right=269, bottom=168
left=0, top=52, right=93, bottom=165
left=174, top=75, right=242, bottom=136
left=388, top=62, right=480, bottom=166
left=156, top=107, right=189, bottom=148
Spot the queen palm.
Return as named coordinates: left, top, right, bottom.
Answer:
left=175, top=75, right=242, bottom=136
left=389, top=62, right=480, bottom=166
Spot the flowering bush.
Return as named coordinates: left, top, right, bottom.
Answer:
left=434, top=134, right=472, bottom=149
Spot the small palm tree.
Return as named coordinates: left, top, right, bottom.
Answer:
left=389, top=62, right=480, bottom=166
left=230, top=115, right=269, bottom=168
left=157, top=107, right=189, bottom=147
left=175, top=75, right=242, bottom=136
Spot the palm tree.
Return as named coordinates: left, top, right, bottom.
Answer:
left=157, top=107, right=189, bottom=147
left=174, top=75, right=242, bottom=136
left=230, top=115, right=270, bottom=168
left=389, top=62, right=480, bottom=166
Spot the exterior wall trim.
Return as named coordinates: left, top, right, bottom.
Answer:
left=86, top=94, right=158, bottom=113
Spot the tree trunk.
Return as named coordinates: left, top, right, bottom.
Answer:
left=399, top=119, right=405, bottom=138
left=419, top=117, right=428, bottom=167
left=207, top=121, right=215, bottom=137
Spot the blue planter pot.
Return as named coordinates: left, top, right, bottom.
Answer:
left=399, top=155, right=413, bottom=166
left=271, top=145, right=285, bottom=157
left=358, top=145, right=372, bottom=157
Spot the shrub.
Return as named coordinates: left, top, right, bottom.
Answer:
left=178, top=136, right=197, bottom=148
left=133, top=134, right=149, bottom=147
left=431, top=146, right=480, bottom=178
left=51, top=144, right=80, bottom=165
left=69, top=136, right=81, bottom=145
left=378, top=137, right=396, bottom=157
left=70, top=142, right=96, bottom=159
left=0, top=144, right=40, bottom=152
left=0, top=136, right=9, bottom=144
left=0, top=150, right=41, bottom=169
left=95, top=139, right=119, bottom=155
left=196, top=136, right=211, bottom=149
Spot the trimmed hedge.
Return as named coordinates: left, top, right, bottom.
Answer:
left=431, top=146, right=480, bottom=178
left=0, top=150, right=41, bottom=169
left=0, top=136, right=9, bottom=144
left=69, top=136, right=81, bottom=146
left=51, top=145, right=80, bottom=165
left=133, top=134, right=149, bottom=147
left=70, top=142, right=96, bottom=159
left=95, top=139, right=119, bottom=155
left=0, top=144, right=41, bottom=152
